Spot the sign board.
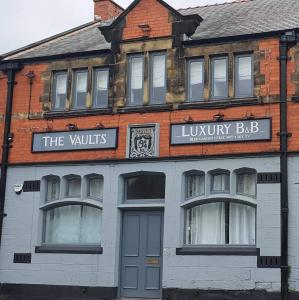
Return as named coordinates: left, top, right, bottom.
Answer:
left=170, top=119, right=271, bottom=145
left=32, top=128, right=118, bottom=152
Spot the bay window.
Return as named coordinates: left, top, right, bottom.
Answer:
left=52, top=71, right=67, bottom=110
left=87, top=175, right=103, bottom=200
left=211, top=171, right=230, bottom=193
left=46, top=176, right=60, bottom=202
left=150, top=52, right=166, bottom=104
left=187, top=59, right=204, bottom=101
left=65, top=175, right=81, bottom=198
left=237, top=171, right=257, bottom=197
left=128, top=55, right=144, bottom=106
left=186, top=172, right=205, bottom=198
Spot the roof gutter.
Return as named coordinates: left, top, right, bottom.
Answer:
left=279, top=30, right=298, bottom=300
left=0, top=61, right=23, bottom=245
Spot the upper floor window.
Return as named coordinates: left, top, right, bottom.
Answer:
left=235, top=54, right=253, bottom=98
left=46, top=176, right=60, bottom=202
left=150, top=52, right=166, bottom=104
left=72, top=69, right=88, bottom=109
left=52, top=72, right=67, bottom=110
left=128, top=55, right=144, bottom=106
left=65, top=175, right=81, bottom=198
left=87, top=175, right=103, bottom=200
left=187, top=59, right=204, bottom=102
left=93, top=68, right=109, bottom=108
left=211, top=57, right=228, bottom=99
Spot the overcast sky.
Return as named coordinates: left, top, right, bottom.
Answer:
left=0, top=0, right=232, bottom=55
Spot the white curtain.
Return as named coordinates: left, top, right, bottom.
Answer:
left=45, top=205, right=102, bottom=244
left=97, top=70, right=108, bottom=91
left=190, top=61, right=203, bottom=85
left=187, top=175, right=205, bottom=198
left=238, top=56, right=252, bottom=80
left=89, top=177, right=103, bottom=199
left=187, top=202, right=225, bottom=245
left=212, top=174, right=228, bottom=192
left=153, top=54, right=166, bottom=88
left=80, top=206, right=102, bottom=244
left=67, top=178, right=81, bottom=197
left=237, top=173, right=256, bottom=196
left=229, top=203, right=255, bottom=245
left=76, top=72, right=87, bottom=92
left=56, top=74, right=67, bottom=94
left=47, top=178, right=60, bottom=201
left=131, top=57, right=143, bottom=89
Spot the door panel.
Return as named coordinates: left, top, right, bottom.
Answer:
left=120, top=211, right=163, bottom=298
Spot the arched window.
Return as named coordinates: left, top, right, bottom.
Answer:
left=210, top=169, right=230, bottom=194
left=236, top=168, right=257, bottom=198
left=85, top=174, right=103, bottom=200
left=185, top=171, right=205, bottom=199
left=44, top=204, right=102, bottom=245
left=185, top=201, right=255, bottom=246
left=63, top=174, right=81, bottom=198
left=44, top=175, right=60, bottom=202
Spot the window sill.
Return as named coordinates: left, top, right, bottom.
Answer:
left=35, top=245, right=103, bottom=254
left=44, top=108, right=112, bottom=119
left=176, top=246, right=259, bottom=256
left=178, top=97, right=259, bottom=109
left=116, top=104, right=172, bottom=114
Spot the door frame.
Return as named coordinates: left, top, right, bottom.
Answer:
left=118, top=208, right=164, bottom=299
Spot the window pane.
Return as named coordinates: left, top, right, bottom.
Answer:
left=46, top=178, right=60, bottom=202
left=73, top=70, right=88, bottom=109
left=229, top=203, right=255, bottom=245
left=129, top=56, right=144, bottom=105
left=212, top=173, right=229, bottom=193
left=52, top=73, right=67, bottom=110
left=236, top=56, right=253, bottom=97
left=44, top=205, right=102, bottom=244
left=237, top=173, right=256, bottom=197
left=212, top=58, right=227, bottom=98
left=66, top=178, right=81, bottom=197
left=80, top=206, right=102, bottom=244
left=186, top=174, right=205, bottom=198
left=93, top=69, right=109, bottom=108
left=186, top=202, right=225, bottom=245
left=126, top=174, right=165, bottom=200
left=188, top=60, right=204, bottom=101
left=151, top=53, right=166, bottom=104
left=88, top=177, right=103, bottom=200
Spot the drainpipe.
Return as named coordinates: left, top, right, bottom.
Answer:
left=0, top=61, right=22, bottom=244
left=279, top=31, right=297, bottom=300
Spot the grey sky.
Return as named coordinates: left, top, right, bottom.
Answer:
left=0, top=0, right=232, bottom=55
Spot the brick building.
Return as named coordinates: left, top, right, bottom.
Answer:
left=0, top=0, right=299, bottom=299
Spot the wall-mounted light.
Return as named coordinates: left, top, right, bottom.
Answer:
left=244, top=112, right=255, bottom=119
left=95, top=123, right=105, bottom=129
left=66, top=123, right=78, bottom=131
left=7, top=133, right=14, bottom=143
left=184, top=116, right=194, bottom=123
left=24, top=70, right=35, bottom=80
left=213, top=112, right=224, bottom=122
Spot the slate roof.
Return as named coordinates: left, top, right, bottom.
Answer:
left=2, top=0, right=299, bottom=61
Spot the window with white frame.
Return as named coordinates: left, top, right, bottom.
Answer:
left=235, top=54, right=253, bottom=98
left=186, top=172, right=205, bottom=199
left=41, top=175, right=103, bottom=246
left=128, top=55, right=144, bottom=106
left=72, top=69, right=88, bottom=109
left=93, top=68, right=109, bottom=108
left=211, top=56, right=228, bottom=99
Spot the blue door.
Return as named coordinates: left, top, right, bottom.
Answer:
left=120, top=210, right=163, bottom=298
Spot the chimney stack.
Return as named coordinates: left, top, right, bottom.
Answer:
left=94, top=0, right=124, bottom=21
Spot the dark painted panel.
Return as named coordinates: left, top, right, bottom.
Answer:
left=145, top=266, right=160, bottom=290
left=123, top=215, right=140, bottom=257
left=146, top=214, right=162, bottom=256
left=123, top=266, right=139, bottom=289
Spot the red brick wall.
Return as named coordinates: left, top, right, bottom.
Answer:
left=94, top=0, right=123, bottom=21
left=122, top=0, right=172, bottom=40
left=2, top=37, right=299, bottom=164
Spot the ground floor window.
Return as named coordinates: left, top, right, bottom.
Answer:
left=44, top=204, right=102, bottom=244
left=185, top=201, right=255, bottom=245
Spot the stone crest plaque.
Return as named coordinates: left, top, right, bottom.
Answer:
left=129, top=126, right=157, bottom=158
